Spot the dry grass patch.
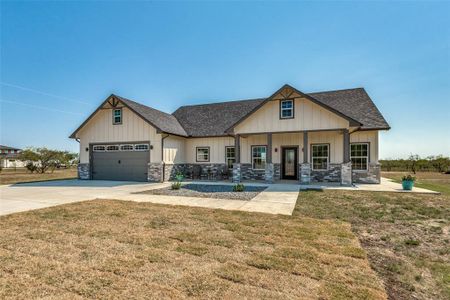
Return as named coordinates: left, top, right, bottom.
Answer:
left=296, top=190, right=450, bottom=300
left=0, top=167, right=77, bottom=185
left=0, top=200, right=385, bottom=299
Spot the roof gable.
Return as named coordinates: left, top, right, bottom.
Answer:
left=69, top=94, right=187, bottom=138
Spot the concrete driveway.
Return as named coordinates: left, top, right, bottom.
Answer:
left=0, top=180, right=157, bottom=216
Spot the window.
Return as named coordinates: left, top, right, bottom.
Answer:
left=93, top=145, right=106, bottom=152
left=280, top=100, right=294, bottom=119
left=251, top=146, right=267, bottom=170
left=106, top=145, right=119, bottom=151
left=113, top=108, right=122, bottom=124
left=196, top=147, right=210, bottom=162
left=120, top=144, right=134, bottom=151
left=135, top=144, right=149, bottom=151
left=351, top=143, right=369, bottom=170
left=225, top=146, right=235, bottom=168
left=312, top=144, right=329, bottom=170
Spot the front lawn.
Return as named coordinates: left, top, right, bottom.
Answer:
left=0, top=200, right=385, bottom=299
left=0, top=167, right=77, bottom=185
left=296, top=190, right=450, bottom=300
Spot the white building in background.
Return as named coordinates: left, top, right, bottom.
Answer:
left=0, top=145, right=25, bottom=168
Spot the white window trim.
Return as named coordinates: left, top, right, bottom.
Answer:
left=120, top=144, right=134, bottom=151
left=311, top=144, right=329, bottom=171
left=225, top=146, right=235, bottom=168
left=113, top=108, right=122, bottom=125
left=251, top=145, right=267, bottom=170
left=350, top=143, right=369, bottom=171
left=106, top=145, right=119, bottom=152
left=196, top=147, right=210, bottom=162
left=280, top=99, right=294, bottom=119
left=93, top=145, right=106, bottom=152
left=134, top=144, right=149, bottom=151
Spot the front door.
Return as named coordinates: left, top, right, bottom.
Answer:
left=281, top=147, right=298, bottom=180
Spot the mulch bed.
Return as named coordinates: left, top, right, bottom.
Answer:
left=137, top=183, right=267, bottom=200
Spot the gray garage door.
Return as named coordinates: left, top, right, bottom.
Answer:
left=91, top=143, right=149, bottom=182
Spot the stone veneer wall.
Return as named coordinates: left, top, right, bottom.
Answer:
left=352, top=163, right=381, bottom=184
left=273, top=163, right=281, bottom=181
left=77, top=163, right=90, bottom=180
left=241, top=163, right=265, bottom=180
left=299, top=163, right=311, bottom=184
left=163, top=163, right=229, bottom=181
left=148, top=163, right=163, bottom=182
left=311, top=163, right=341, bottom=183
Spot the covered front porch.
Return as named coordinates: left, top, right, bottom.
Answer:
left=231, top=129, right=354, bottom=185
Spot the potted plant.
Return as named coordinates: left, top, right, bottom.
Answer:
left=401, top=174, right=416, bottom=190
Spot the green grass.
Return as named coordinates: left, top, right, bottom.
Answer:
left=295, top=190, right=450, bottom=300
left=382, top=171, right=450, bottom=196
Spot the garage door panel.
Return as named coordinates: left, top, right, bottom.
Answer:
left=92, top=149, right=149, bottom=182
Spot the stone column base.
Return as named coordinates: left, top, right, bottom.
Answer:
left=232, top=163, right=241, bottom=183
left=341, top=162, right=352, bottom=186
left=265, top=163, right=274, bottom=183
left=148, top=163, right=163, bottom=182
left=300, top=163, right=311, bottom=184
left=77, top=163, right=90, bottom=180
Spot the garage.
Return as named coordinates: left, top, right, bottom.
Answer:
left=91, top=143, right=150, bottom=182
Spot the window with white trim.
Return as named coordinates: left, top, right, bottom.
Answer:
left=106, top=145, right=119, bottom=151
left=312, top=144, right=329, bottom=170
left=196, top=147, right=210, bottom=162
left=93, top=145, right=106, bottom=152
left=351, top=143, right=369, bottom=170
left=251, top=146, right=267, bottom=170
left=120, top=144, right=134, bottom=151
left=113, top=109, right=122, bottom=124
left=134, top=144, right=149, bottom=151
left=225, top=146, right=235, bottom=168
left=280, top=100, right=294, bottom=119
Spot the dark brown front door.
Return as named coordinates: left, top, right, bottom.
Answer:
left=281, top=147, right=298, bottom=180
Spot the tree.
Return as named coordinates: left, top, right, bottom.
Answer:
left=408, top=154, right=420, bottom=174
left=19, top=147, right=77, bottom=174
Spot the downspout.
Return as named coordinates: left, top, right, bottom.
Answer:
left=161, top=134, right=170, bottom=182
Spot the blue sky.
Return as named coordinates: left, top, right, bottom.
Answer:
left=1, top=1, right=449, bottom=159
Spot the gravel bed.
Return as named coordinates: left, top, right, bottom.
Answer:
left=137, top=183, right=267, bottom=201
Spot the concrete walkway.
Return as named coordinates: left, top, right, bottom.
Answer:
left=299, top=177, right=439, bottom=194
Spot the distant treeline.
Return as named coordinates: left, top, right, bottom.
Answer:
left=380, top=155, right=450, bottom=173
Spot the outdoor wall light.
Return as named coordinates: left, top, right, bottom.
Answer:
left=85, top=147, right=89, bottom=152
left=274, top=148, right=278, bottom=152
left=150, top=145, right=154, bottom=150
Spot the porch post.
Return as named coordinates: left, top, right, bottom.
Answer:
left=300, top=131, right=311, bottom=184
left=232, top=134, right=241, bottom=183
left=341, top=129, right=352, bottom=186
left=265, top=133, right=274, bottom=183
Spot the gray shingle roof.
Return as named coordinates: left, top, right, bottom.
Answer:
left=308, top=88, right=390, bottom=130
left=172, top=98, right=266, bottom=137
left=115, top=96, right=187, bottom=137
left=172, top=88, right=389, bottom=136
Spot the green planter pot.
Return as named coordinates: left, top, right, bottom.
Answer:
left=402, top=180, right=414, bottom=190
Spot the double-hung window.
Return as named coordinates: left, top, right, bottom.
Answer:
left=280, top=100, right=294, bottom=119
left=251, top=146, right=267, bottom=170
left=225, top=146, right=235, bottom=168
left=312, top=144, right=329, bottom=170
left=196, top=147, right=210, bottom=162
left=351, top=143, right=369, bottom=170
left=113, top=108, right=122, bottom=124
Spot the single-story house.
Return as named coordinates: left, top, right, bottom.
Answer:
left=0, top=145, right=25, bottom=168
left=70, top=84, right=390, bottom=185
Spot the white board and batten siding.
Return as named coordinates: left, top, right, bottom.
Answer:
left=76, top=106, right=162, bottom=164
left=234, top=98, right=350, bottom=135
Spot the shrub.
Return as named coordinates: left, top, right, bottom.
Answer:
left=175, top=171, right=184, bottom=182
left=171, top=182, right=182, bottom=190
left=401, top=174, right=416, bottom=182
left=233, top=183, right=245, bottom=192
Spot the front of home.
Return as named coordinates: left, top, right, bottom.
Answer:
left=70, top=84, right=390, bottom=185
left=0, top=145, right=25, bottom=168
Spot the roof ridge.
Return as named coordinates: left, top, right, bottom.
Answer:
left=307, top=87, right=365, bottom=95
left=176, top=97, right=266, bottom=109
